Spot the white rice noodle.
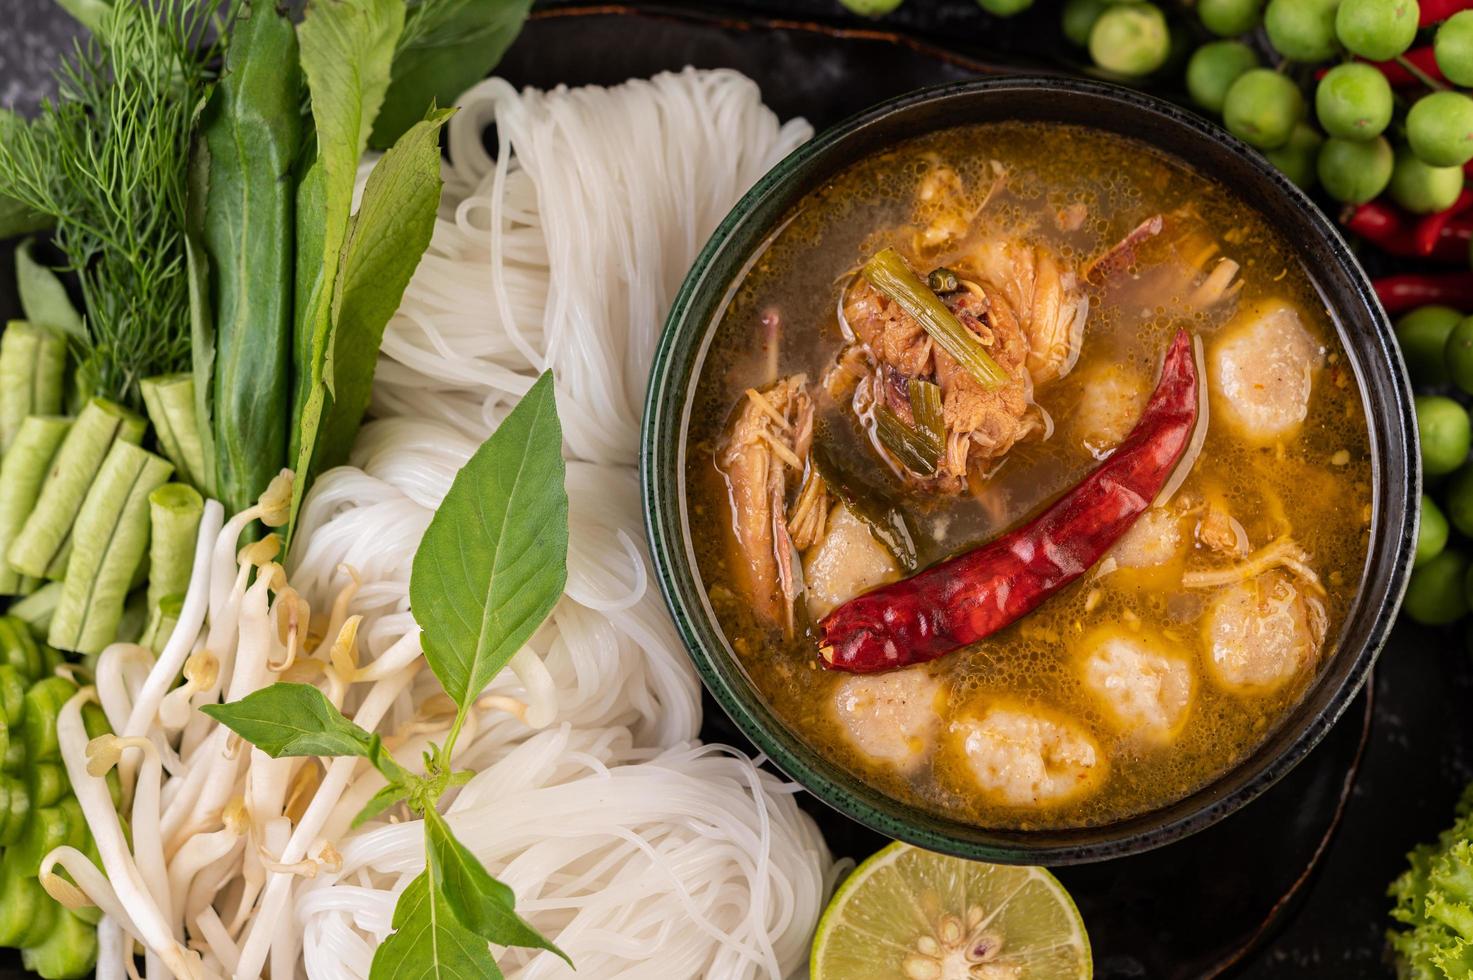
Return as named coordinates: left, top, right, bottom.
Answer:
left=298, top=726, right=834, bottom=980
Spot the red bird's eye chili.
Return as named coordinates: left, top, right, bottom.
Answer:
left=817, top=329, right=1200, bottom=673
left=1374, top=272, right=1473, bottom=313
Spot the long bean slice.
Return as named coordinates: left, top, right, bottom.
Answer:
left=146, top=483, right=202, bottom=615
left=8, top=583, right=62, bottom=639
left=141, top=594, right=183, bottom=656
left=49, top=443, right=173, bottom=655
left=0, top=852, right=56, bottom=947
left=861, top=248, right=1009, bottom=388
left=9, top=399, right=145, bottom=581
left=22, top=906, right=98, bottom=979
left=140, top=375, right=208, bottom=492
left=0, top=418, right=71, bottom=597
left=0, top=618, right=44, bottom=681
left=0, top=323, right=67, bottom=452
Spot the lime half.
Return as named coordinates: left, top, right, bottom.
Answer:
left=811, top=842, right=1091, bottom=980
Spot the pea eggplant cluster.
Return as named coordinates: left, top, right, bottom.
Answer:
left=0, top=615, right=113, bottom=980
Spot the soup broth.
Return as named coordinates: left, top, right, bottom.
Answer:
left=684, top=122, right=1372, bottom=830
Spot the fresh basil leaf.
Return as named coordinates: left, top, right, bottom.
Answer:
left=424, top=809, right=570, bottom=965
left=198, top=0, right=303, bottom=517
left=352, top=781, right=409, bottom=828
left=201, top=682, right=395, bottom=767
left=370, top=870, right=503, bottom=980
left=370, top=0, right=530, bottom=149
left=312, top=106, right=453, bottom=474
left=290, top=0, right=403, bottom=530
left=15, top=241, right=83, bottom=341
left=409, top=371, right=567, bottom=710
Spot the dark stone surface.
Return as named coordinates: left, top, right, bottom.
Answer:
left=4, top=2, right=1471, bottom=978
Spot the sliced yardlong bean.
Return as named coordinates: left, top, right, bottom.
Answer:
left=141, top=594, right=183, bottom=657
left=0, top=617, right=44, bottom=681
left=0, top=772, right=27, bottom=845
left=49, top=444, right=172, bottom=655
left=0, top=851, right=57, bottom=946
left=146, top=483, right=202, bottom=615
left=0, top=322, right=67, bottom=452
left=0, top=417, right=71, bottom=595
left=139, top=375, right=208, bottom=492
left=7, top=582, right=62, bottom=638
left=9, top=400, right=145, bottom=580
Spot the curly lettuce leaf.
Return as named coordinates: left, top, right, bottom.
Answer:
left=1389, top=785, right=1473, bottom=978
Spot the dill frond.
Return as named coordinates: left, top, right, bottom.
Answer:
left=0, top=0, right=222, bottom=407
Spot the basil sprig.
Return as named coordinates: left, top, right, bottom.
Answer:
left=207, top=372, right=570, bottom=976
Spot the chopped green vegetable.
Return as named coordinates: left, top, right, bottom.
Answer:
left=139, top=375, right=207, bottom=493
left=0, top=418, right=71, bottom=596
left=1388, top=782, right=1473, bottom=977
left=49, top=442, right=173, bottom=655
left=146, top=483, right=202, bottom=617
left=141, top=594, right=182, bottom=656
left=874, top=404, right=939, bottom=475
left=8, top=398, right=145, bottom=581
left=0, top=323, right=67, bottom=453
left=861, top=248, right=1009, bottom=388
left=908, top=378, right=945, bottom=458
left=8, top=584, right=63, bottom=640
left=195, top=0, right=303, bottom=516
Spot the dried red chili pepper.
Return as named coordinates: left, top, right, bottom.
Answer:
left=817, top=329, right=1199, bottom=673
left=1374, top=272, right=1473, bottom=314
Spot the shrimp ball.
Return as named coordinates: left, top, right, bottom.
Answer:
left=951, top=704, right=1105, bottom=807
left=1202, top=570, right=1326, bottom=696
left=1110, top=506, right=1185, bottom=569
left=1072, top=363, right=1148, bottom=456
left=1078, top=628, right=1195, bottom=741
left=832, top=669, right=944, bottom=772
left=1210, top=301, right=1324, bottom=445
left=804, top=502, right=900, bottom=619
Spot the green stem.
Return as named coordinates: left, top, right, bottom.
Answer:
left=48, top=443, right=173, bottom=655
left=861, top=248, right=1010, bottom=388
left=8, top=399, right=146, bottom=581
left=0, top=417, right=71, bottom=596
left=140, top=374, right=209, bottom=494
left=146, top=483, right=202, bottom=616
left=440, top=707, right=470, bottom=770
left=0, top=322, right=67, bottom=453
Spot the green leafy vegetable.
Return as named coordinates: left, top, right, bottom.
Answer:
left=201, top=683, right=404, bottom=781
left=195, top=0, right=303, bottom=515
left=371, top=0, right=530, bottom=149
left=410, top=371, right=568, bottom=710
left=0, top=0, right=221, bottom=407
left=424, top=809, right=570, bottom=965
left=290, top=0, right=407, bottom=531
left=313, top=106, right=454, bottom=472
left=371, top=870, right=501, bottom=980
left=14, top=242, right=83, bottom=341
left=1388, top=782, right=1473, bottom=978
left=861, top=247, right=1009, bottom=389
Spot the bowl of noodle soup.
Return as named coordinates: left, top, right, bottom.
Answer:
left=642, top=77, right=1417, bottom=863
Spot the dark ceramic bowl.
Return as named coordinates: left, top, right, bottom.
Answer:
left=640, top=76, right=1418, bottom=864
